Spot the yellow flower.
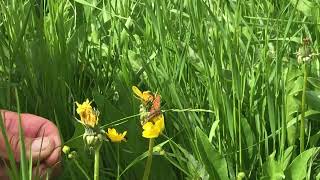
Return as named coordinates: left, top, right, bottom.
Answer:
left=76, top=99, right=99, bottom=128
left=106, top=128, right=127, bottom=143
left=132, top=86, right=154, bottom=105
left=151, top=114, right=165, bottom=130
left=142, top=114, right=165, bottom=138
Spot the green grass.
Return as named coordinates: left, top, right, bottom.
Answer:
left=1, top=0, right=320, bottom=179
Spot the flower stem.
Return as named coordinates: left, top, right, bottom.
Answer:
left=117, top=144, right=120, bottom=180
left=143, top=138, right=154, bottom=180
left=73, top=159, right=91, bottom=180
left=94, top=144, right=102, bottom=180
left=300, top=63, right=308, bottom=153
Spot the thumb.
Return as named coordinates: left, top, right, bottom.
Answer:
left=1, top=133, right=54, bottom=163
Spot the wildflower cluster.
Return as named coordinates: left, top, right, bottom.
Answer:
left=62, top=87, right=165, bottom=180
left=132, top=86, right=165, bottom=139
left=62, top=145, right=77, bottom=159
left=297, top=37, right=319, bottom=64
left=75, top=99, right=126, bottom=150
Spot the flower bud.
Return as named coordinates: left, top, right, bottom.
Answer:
left=237, top=172, right=245, bottom=180
left=154, top=146, right=162, bottom=152
left=86, top=135, right=96, bottom=146
left=62, top=145, right=70, bottom=154
left=97, top=134, right=104, bottom=141
left=68, top=151, right=77, bottom=159
left=159, top=150, right=165, bottom=155
left=113, top=91, right=119, bottom=102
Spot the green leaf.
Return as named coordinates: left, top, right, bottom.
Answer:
left=261, top=152, right=285, bottom=180
left=281, top=146, right=295, bottom=170
left=179, top=147, right=209, bottom=180
left=305, top=91, right=320, bottom=111
left=297, top=109, right=320, bottom=121
left=195, top=127, right=229, bottom=180
left=310, top=131, right=320, bottom=147
left=290, top=0, right=315, bottom=16
left=308, top=77, right=320, bottom=89
left=284, top=147, right=319, bottom=180
left=241, top=118, right=255, bottom=158
left=208, top=120, right=220, bottom=142
left=74, top=0, right=102, bottom=10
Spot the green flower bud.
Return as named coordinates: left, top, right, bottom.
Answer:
left=62, top=145, right=70, bottom=154
left=97, top=134, right=103, bottom=141
left=159, top=150, right=165, bottom=155
left=68, top=151, right=77, bottom=159
left=154, top=146, right=162, bottom=152
left=86, top=135, right=96, bottom=146
left=237, top=172, right=245, bottom=180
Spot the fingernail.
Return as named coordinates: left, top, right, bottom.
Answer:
left=32, top=138, right=50, bottom=152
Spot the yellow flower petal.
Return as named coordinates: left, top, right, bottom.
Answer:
left=75, top=99, right=98, bottom=128
left=142, top=121, right=163, bottom=139
left=142, top=122, right=153, bottom=130
left=141, top=91, right=153, bottom=102
left=132, top=86, right=153, bottom=104
left=150, top=114, right=165, bottom=131
left=109, top=128, right=116, bottom=134
left=106, top=128, right=127, bottom=143
left=154, top=114, right=165, bottom=131
left=142, top=127, right=160, bottom=138
left=132, top=86, right=143, bottom=98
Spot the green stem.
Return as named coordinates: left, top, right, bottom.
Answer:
left=300, top=63, right=308, bottom=153
left=143, top=138, right=154, bottom=180
left=238, top=101, right=242, bottom=170
left=73, top=159, right=91, bottom=180
left=94, top=144, right=102, bottom=180
left=117, top=144, right=120, bottom=180
left=15, top=88, right=27, bottom=180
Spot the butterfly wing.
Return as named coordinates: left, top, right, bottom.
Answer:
left=147, top=95, right=161, bottom=121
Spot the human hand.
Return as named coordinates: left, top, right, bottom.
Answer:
left=0, top=110, right=61, bottom=179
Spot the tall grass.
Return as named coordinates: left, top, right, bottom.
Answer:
left=1, top=0, right=320, bottom=179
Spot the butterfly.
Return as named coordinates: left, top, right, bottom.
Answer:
left=132, top=86, right=162, bottom=124
left=146, top=94, right=161, bottom=121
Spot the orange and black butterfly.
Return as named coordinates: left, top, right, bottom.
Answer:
left=132, top=86, right=162, bottom=124
left=147, top=94, right=162, bottom=121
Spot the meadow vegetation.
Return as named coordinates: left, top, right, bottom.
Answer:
left=1, top=0, right=320, bottom=179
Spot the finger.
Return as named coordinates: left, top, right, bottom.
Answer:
left=43, top=136, right=61, bottom=167
left=20, top=113, right=62, bottom=166
left=0, top=171, right=10, bottom=179
left=32, top=163, right=47, bottom=179
left=1, top=110, right=50, bottom=138
left=0, top=110, right=61, bottom=171
left=32, top=161, right=62, bottom=179
left=18, top=112, right=62, bottom=166
left=0, top=110, right=56, bottom=162
left=29, top=114, right=62, bottom=167
left=0, top=159, right=13, bottom=180
left=0, top=133, right=54, bottom=162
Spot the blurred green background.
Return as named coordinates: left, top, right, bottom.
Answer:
left=1, top=0, right=320, bottom=179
